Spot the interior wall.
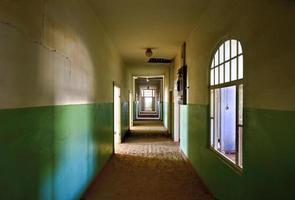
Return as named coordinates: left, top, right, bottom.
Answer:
left=172, top=47, right=183, bottom=141
left=126, top=64, right=170, bottom=128
left=174, top=0, right=295, bottom=199
left=0, top=0, right=128, bottom=199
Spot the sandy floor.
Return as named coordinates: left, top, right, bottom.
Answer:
left=82, top=123, right=213, bottom=200
left=130, top=121, right=169, bottom=135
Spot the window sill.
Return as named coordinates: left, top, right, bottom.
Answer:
left=209, top=147, right=243, bottom=175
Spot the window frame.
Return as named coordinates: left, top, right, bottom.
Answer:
left=209, top=39, right=244, bottom=171
left=141, top=89, right=156, bottom=97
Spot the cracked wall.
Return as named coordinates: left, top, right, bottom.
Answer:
left=0, top=0, right=128, bottom=199
left=0, top=0, right=127, bottom=108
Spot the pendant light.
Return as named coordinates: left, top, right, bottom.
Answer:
left=145, top=48, right=153, bottom=57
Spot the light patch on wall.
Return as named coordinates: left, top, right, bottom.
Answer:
left=40, top=17, right=96, bottom=106
left=0, top=18, right=95, bottom=109
left=35, top=44, right=96, bottom=106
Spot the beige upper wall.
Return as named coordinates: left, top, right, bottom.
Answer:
left=174, top=0, right=295, bottom=111
left=0, top=0, right=126, bottom=109
left=0, top=0, right=43, bottom=40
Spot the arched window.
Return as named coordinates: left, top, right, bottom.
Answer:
left=209, top=39, right=243, bottom=168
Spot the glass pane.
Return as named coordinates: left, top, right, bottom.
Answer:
left=225, top=61, right=230, bottom=82
left=219, top=44, right=224, bottom=64
left=210, top=69, right=214, bottom=86
left=220, top=85, right=236, bottom=162
left=144, top=97, right=153, bottom=111
left=214, top=89, right=221, bottom=150
left=225, top=40, right=230, bottom=61
left=231, top=40, right=237, bottom=58
left=211, top=59, right=214, bottom=68
left=238, top=41, right=243, bottom=54
left=210, top=90, right=214, bottom=117
left=239, top=84, right=243, bottom=125
left=211, top=119, right=214, bottom=146
left=219, top=64, right=224, bottom=84
left=215, top=50, right=219, bottom=66
left=143, top=90, right=153, bottom=97
left=238, top=127, right=243, bottom=167
left=215, top=67, right=219, bottom=85
left=231, top=58, right=237, bottom=81
left=238, top=55, right=244, bottom=79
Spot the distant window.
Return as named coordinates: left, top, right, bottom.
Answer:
left=142, top=89, right=155, bottom=97
left=209, top=39, right=243, bottom=168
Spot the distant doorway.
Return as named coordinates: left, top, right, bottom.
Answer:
left=114, top=85, right=121, bottom=151
left=174, top=80, right=180, bottom=142
left=133, top=76, right=163, bottom=120
left=129, top=91, right=133, bottom=127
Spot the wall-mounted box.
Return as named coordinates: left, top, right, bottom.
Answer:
left=177, top=65, right=187, bottom=105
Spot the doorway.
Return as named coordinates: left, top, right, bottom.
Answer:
left=129, top=91, right=133, bottom=127
left=114, top=85, right=121, bottom=151
left=174, top=79, right=180, bottom=142
left=133, top=76, right=164, bottom=120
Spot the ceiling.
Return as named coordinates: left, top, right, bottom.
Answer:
left=87, top=0, right=210, bottom=65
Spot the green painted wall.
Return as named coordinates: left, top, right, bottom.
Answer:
left=0, top=103, right=116, bottom=200
left=163, top=102, right=169, bottom=129
left=121, top=101, right=129, bottom=139
left=0, top=0, right=127, bottom=199
left=180, top=105, right=188, bottom=154
left=180, top=104, right=295, bottom=200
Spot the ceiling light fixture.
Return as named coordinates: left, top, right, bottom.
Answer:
left=145, top=48, right=153, bottom=57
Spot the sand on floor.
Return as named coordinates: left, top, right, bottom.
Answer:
left=82, top=133, right=213, bottom=200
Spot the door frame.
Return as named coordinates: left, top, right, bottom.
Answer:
left=129, top=90, right=133, bottom=127
left=132, top=75, right=165, bottom=120
left=174, top=79, right=180, bottom=142
left=113, top=82, right=121, bottom=153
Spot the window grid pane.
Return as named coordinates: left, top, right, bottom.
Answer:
left=231, top=40, right=237, bottom=58
left=214, top=67, right=219, bottom=85
left=210, top=69, right=214, bottom=86
left=214, top=89, right=221, bottom=150
left=225, top=62, right=230, bottom=82
left=231, top=58, right=237, bottom=81
left=238, top=55, right=244, bottom=79
left=219, top=64, right=224, bottom=84
left=238, top=41, right=242, bottom=54
left=219, top=44, right=224, bottom=64
left=225, top=40, right=230, bottom=61
left=210, top=39, right=243, bottom=169
left=211, top=119, right=214, bottom=146
left=239, top=84, right=243, bottom=125
left=143, top=90, right=153, bottom=97
left=210, top=90, right=214, bottom=117
left=215, top=51, right=219, bottom=66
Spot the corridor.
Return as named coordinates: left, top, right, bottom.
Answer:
left=83, top=122, right=213, bottom=200
left=0, top=0, right=294, bottom=199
